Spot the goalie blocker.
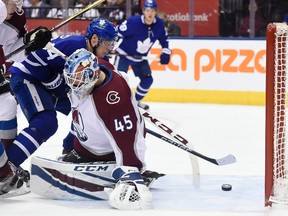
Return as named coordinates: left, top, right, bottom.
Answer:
left=30, top=156, right=164, bottom=206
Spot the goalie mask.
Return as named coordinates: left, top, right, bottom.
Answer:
left=64, top=49, right=100, bottom=98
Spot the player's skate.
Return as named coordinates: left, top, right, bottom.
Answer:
left=0, top=163, right=30, bottom=198
left=16, top=166, right=31, bottom=187
left=138, top=101, right=149, bottom=110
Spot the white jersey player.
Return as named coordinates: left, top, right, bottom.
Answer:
left=0, top=0, right=29, bottom=198
left=0, top=1, right=7, bottom=23
left=62, top=48, right=152, bottom=210
left=0, top=0, right=51, bottom=198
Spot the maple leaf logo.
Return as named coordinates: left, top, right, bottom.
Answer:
left=136, top=38, right=153, bottom=54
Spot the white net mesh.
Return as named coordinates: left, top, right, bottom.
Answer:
left=270, top=23, right=288, bottom=204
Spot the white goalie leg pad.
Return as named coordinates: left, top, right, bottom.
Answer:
left=30, top=156, right=116, bottom=200
left=105, top=166, right=153, bottom=210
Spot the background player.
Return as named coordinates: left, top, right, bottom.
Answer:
left=113, top=0, right=171, bottom=110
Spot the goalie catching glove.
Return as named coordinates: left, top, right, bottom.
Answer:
left=104, top=166, right=153, bottom=210
left=23, top=26, right=52, bottom=54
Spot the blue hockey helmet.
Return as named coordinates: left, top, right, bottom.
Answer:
left=64, top=48, right=100, bottom=98
left=86, top=18, right=117, bottom=43
left=143, top=0, right=158, bottom=9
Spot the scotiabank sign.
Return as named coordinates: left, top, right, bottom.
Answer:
left=27, top=0, right=219, bottom=37
left=154, top=0, right=219, bottom=36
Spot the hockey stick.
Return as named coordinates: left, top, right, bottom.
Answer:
left=45, top=42, right=67, bottom=59
left=49, top=0, right=106, bottom=33
left=146, top=128, right=236, bottom=166
left=141, top=110, right=236, bottom=164
left=5, top=0, right=106, bottom=60
left=140, top=110, right=200, bottom=188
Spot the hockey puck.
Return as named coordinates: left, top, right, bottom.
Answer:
left=221, top=184, right=232, bottom=191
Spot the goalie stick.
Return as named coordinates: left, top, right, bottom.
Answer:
left=141, top=110, right=236, bottom=165
left=5, top=0, right=106, bottom=60
left=146, top=128, right=236, bottom=166
left=141, top=109, right=201, bottom=188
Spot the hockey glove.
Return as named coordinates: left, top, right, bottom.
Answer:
left=24, top=26, right=52, bottom=54
left=41, top=73, right=69, bottom=98
left=160, top=48, right=172, bottom=65
left=105, top=166, right=153, bottom=210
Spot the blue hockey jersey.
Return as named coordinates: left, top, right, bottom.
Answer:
left=116, top=15, right=169, bottom=58
left=10, top=35, right=87, bottom=83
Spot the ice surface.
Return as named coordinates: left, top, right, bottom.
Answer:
left=1, top=102, right=279, bottom=215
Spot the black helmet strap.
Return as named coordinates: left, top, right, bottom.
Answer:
left=88, top=36, right=100, bottom=56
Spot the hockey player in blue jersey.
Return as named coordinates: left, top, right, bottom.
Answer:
left=114, top=0, right=171, bottom=110
left=0, top=17, right=117, bottom=198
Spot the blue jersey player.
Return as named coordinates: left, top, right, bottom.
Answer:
left=114, top=0, right=171, bottom=110
left=0, top=18, right=117, bottom=198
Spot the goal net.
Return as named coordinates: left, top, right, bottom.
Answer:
left=265, top=22, right=288, bottom=206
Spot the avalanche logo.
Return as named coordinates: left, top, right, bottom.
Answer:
left=106, top=91, right=120, bottom=104
left=72, top=109, right=88, bottom=142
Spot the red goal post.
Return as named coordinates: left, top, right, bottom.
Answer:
left=265, top=22, right=288, bottom=206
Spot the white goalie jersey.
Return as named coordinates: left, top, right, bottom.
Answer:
left=69, top=58, right=147, bottom=171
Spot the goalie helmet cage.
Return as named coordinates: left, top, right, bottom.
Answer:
left=265, top=22, right=288, bottom=207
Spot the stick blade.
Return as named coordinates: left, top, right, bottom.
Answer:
left=215, top=154, right=237, bottom=166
